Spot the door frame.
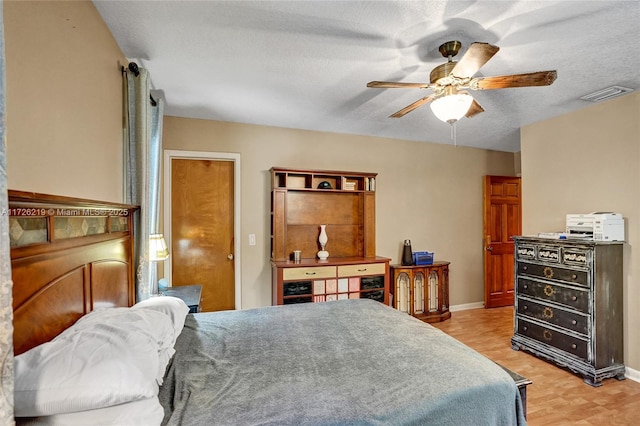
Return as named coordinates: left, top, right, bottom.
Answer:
left=163, top=149, right=242, bottom=309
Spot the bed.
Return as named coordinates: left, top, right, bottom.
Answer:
left=10, top=192, right=526, bottom=426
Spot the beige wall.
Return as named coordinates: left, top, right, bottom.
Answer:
left=514, top=151, right=521, bottom=176
left=521, top=91, right=640, bottom=371
left=4, top=0, right=126, bottom=202
left=163, top=117, right=516, bottom=309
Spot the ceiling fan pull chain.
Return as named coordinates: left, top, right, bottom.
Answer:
left=451, top=122, right=457, bottom=147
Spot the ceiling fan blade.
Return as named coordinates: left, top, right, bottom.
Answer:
left=367, top=81, right=431, bottom=89
left=389, top=94, right=437, bottom=118
left=465, top=99, right=485, bottom=118
left=457, top=90, right=484, bottom=118
left=451, top=42, right=500, bottom=78
left=474, top=71, right=557, bottom=90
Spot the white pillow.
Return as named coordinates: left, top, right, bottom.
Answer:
left=16, top=396, right=164, bottom=426
left=77, top=306, right=179, bottom=385
left=76, top=306, right=177, bottom=353
left=14, top=308, right=174, bottom=417
left=132, top=296, right=190, bottom=382
left=132, top=295, right=189, bottom=335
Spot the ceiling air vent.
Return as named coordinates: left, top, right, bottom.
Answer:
left=580, top=86, right=634, bottom=102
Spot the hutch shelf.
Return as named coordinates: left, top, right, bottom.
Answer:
left=270, top=167, right=389, bottom=306
left=270, top=167, right=378, bottom=262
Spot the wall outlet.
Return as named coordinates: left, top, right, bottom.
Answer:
left=249, top=234, right=256, bottom=246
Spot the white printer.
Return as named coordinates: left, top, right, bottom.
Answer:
left=565, top=212, right=625, bottom=241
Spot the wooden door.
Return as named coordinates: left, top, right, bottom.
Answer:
left=170, top=159, right=235, bottom=312
left=483, top=176, right=521, bottom=308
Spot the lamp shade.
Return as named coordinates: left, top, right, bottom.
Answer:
left=149, top=233, right=169, bottom=261
left=430, top=93, right=473, bottom=124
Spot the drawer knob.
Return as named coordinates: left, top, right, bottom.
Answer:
left=357, top=268, right=367, bottom=272
left=523, top=284, right=528, bottom=289
left=572, top=320, right=577, bottom=325
left=523, top=265, right=528, bottom=271
left=523, top=305, right=528, bottom=310
left=523, top=326, right=528, bottom=331
left=572, top=296, right=578, bottom=301
left=305, top=272, right=317, bottom=276
left=571, top=344, right=577, bottom=350
left=571, top=274, right=578, bottom=280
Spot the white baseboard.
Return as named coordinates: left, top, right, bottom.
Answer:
left=626, top=366, right=640, bottom=383
left=449, top=302, right=484, bottom=312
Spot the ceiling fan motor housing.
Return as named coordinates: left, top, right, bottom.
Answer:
left=430, top=62, right=457, bottom=85
left=438, top=40, right=462, bottom=58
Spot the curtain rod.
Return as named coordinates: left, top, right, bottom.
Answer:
left=121, top=62, right=157, bottom=107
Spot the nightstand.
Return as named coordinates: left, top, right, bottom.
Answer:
left=162, top=284, right=202, bottom=313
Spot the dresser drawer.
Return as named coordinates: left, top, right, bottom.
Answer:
left=283, top=281, right=312, bottom=296
left=516, top=244, right=536, bottom=260
left=517, top=278, right=590, bottom=313
left=516, top=318, right=588, bottom=361
left=517, top=297, right=589, bottom=335
left=536, top=245, right=560, bottom=263
left=338, top=262, right=386, bottom=277
left=518, top=262, right=588, bottom=287
left=282, top=266, right=336, bottom=281
left=562, top=248, right=590, bottom=267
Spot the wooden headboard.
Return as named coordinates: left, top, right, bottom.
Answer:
left=9, top=190, right=138, bottom=355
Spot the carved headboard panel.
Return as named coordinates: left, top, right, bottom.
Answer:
left=8, top=190, right=138, bottom=355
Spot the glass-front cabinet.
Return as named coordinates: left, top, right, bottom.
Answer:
left=390, top=262, right=451, bottom=323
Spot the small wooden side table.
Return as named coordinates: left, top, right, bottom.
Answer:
left=390, top=262, right=451, bottom=323
left=162, top=284, right=202, bottom=313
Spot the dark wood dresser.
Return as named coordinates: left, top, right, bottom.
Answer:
left=511, top=236, right=625, bottom=386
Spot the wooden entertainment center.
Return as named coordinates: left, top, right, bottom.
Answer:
left=270, top=167, right=390, bottom=305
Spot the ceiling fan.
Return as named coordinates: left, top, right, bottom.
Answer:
left=367, top=40, right=557, bottom=124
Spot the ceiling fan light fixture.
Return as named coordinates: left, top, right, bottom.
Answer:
left=430, top=93, right=473, bottom=124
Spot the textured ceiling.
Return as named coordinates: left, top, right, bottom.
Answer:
left=93, top=1, right=640, bottom=152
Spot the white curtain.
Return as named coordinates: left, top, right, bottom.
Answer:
left=124, top=65, right=164, bottom=301
left=0, top=1, right=15, bottom=422
left=149, top=91, right=164, bottom=292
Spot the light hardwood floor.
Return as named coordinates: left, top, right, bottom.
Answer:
left=431, top=306, right=640, bottom=425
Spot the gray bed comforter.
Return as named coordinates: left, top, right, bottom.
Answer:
left=159, top=299, right=525, bottom=426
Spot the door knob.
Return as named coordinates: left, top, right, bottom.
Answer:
left=486, top=246, right=493, bottom=251
left=227, top=253, right=234, bottom=260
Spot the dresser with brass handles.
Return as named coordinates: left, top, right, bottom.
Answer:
left=511, top=236, right=624, bottom=386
